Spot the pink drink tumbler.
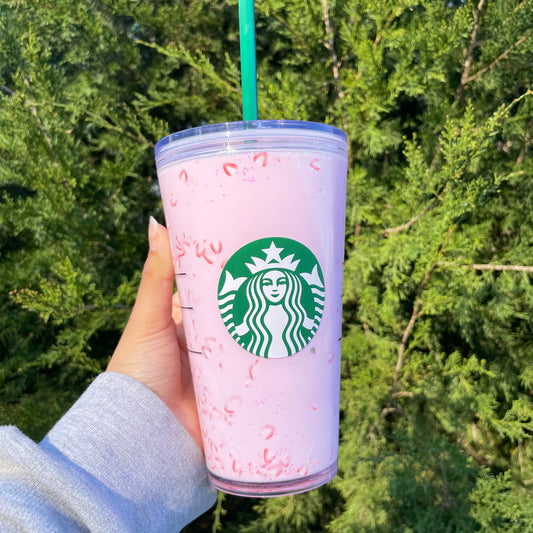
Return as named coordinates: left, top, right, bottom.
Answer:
left=155, top=121, right=347, bottom=497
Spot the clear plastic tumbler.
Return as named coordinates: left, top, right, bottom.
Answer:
left=155, top=120, right=347, bottom=497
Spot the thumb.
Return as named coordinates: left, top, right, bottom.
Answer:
left=128, top=217, right=175, bottom=332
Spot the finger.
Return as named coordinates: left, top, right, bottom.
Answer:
left=172, top=291, right=188, bottom=350
left=128, top=217, right=175, bottom=331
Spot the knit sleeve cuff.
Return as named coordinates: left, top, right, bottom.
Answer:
left=41, top=371, right=217, bottom=531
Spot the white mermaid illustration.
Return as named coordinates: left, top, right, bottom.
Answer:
left=218, top=239, right=324, bottom=358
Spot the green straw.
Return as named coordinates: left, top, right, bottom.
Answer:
left=238, top=0, right=258, bottom=121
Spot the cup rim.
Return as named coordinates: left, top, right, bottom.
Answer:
left=155, top=120, right=347, bottom=158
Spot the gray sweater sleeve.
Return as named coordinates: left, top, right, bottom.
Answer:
left=0, top=372, right=217, bottom=532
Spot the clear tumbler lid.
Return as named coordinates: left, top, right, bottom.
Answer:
left=155, top=120, right=347, bottom=170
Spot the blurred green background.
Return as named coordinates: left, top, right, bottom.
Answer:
left=1, top=0, right=532, bottom=531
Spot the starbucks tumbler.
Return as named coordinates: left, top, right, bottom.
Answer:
left=155, top=120, right=347, bottom=497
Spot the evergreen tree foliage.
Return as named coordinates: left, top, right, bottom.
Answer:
left=0, top=0, right=532, bottom=530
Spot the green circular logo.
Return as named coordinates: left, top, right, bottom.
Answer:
left=218, top=237, right=325, bottom=358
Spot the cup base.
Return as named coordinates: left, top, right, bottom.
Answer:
left=208, top=461, right=338, bottom=498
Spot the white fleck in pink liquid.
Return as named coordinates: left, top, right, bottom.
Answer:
left=158, top=138, right=346, bottom=494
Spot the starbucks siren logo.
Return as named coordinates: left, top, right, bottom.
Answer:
left=218, top=237, right=325, bottom=358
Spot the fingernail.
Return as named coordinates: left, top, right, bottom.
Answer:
left=149, top=216, right=159, bottom=251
